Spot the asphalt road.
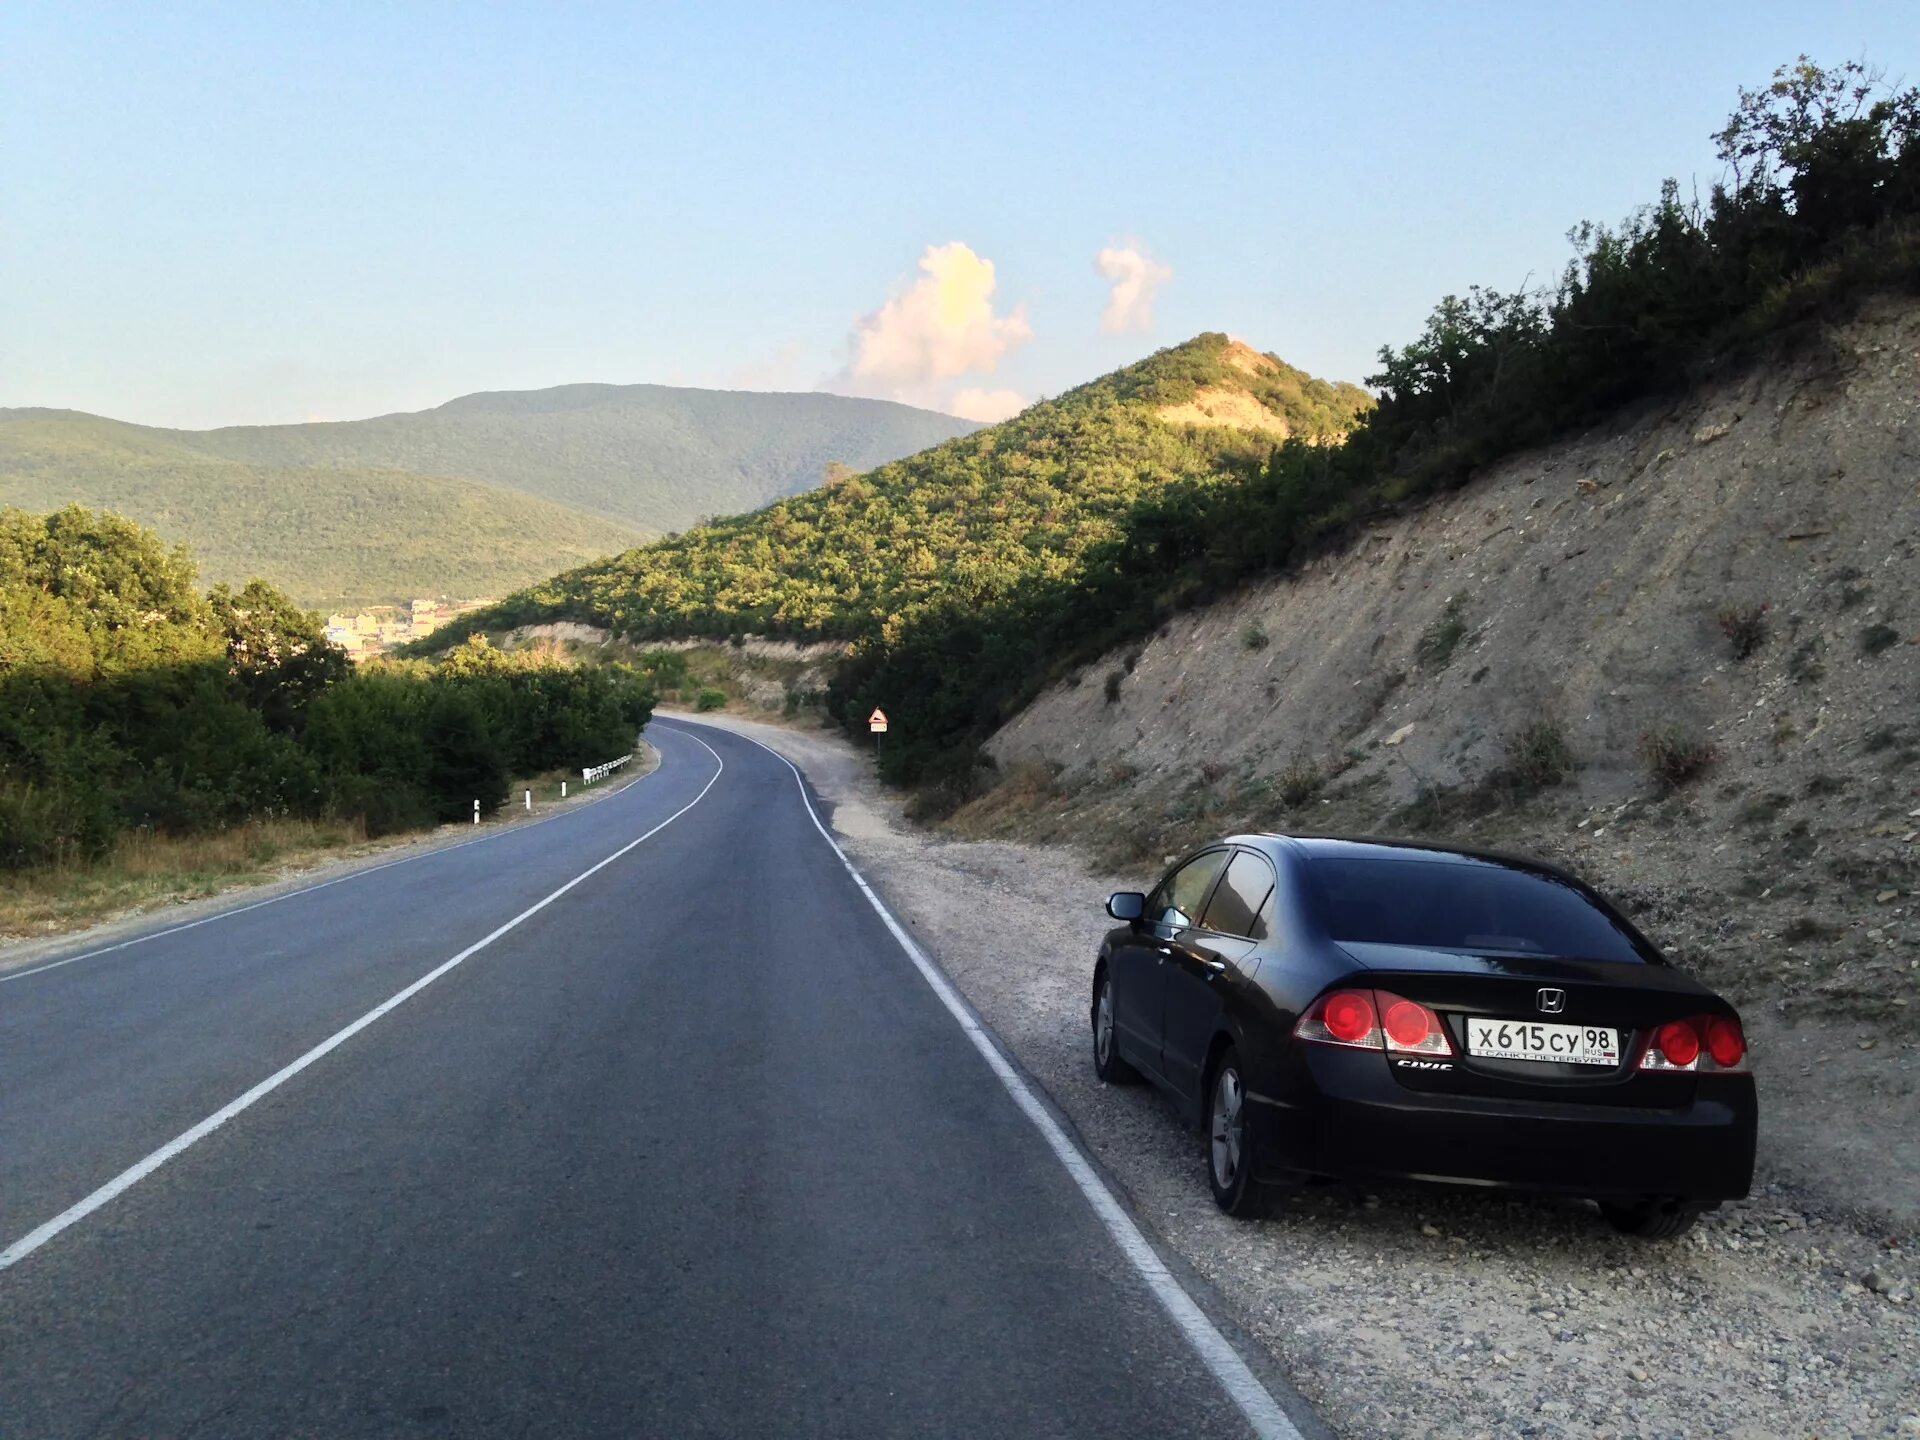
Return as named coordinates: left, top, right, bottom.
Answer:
left=0, top=719, right=1291, bottom=1439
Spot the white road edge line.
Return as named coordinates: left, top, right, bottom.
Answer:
left=667, top=718, right=1303, bottom=1440
left=0, top=731, right=726, bottom=1273
left=0, top=743, right=661, bottom=986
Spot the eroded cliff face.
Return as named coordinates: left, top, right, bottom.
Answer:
left=996, top=295, right=1918, bottom=810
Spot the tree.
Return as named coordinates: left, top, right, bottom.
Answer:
left=422, top=689, right=508, bottom=823
left=207, top=579, right=348, bottom=733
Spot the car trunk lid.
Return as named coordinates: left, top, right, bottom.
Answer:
left=1338, top=941, right=1720, bottom=1107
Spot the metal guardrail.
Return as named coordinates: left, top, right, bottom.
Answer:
left=581, top=753, right=633, bottom=786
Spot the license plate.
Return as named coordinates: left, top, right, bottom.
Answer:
left=1466, top=1018, right=1619, bottom=1066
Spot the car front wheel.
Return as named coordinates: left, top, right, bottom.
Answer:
left=1092, top=970, right=1141, bottom=1084
left=1206, top=1046, right=1270, bottom=1218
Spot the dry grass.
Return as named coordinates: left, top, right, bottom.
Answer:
left=0, top=816, right=377, bottom=941
left=942, top=762, right=1067, bottom=839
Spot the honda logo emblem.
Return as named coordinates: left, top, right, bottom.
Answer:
left=1536, top=987, right=1567, bottom=1015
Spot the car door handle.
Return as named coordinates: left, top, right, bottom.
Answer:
left=1201, top=957, right=1229, bottom=974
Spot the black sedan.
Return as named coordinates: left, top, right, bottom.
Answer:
left=1090, top=834, right=1756, bottom=1237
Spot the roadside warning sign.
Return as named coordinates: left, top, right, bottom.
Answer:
left=868, top=708, right=889, bottom=733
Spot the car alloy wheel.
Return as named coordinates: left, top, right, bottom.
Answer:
left=1091, top=971, right=1140, bottom=1084
left=1210, top=1066, right=1244, bottom=1190
left=1096, top=984, right=1116, bottom=1066
left=1205, top=1045, right=1270, bottom=1217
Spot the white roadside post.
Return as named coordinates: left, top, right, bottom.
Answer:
left=524, top=790, right=531, bottom=812
left=561, top=781, right=567, bottom=799
left=472, top=799, right=479, bottom=826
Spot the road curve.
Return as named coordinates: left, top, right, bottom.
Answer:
left=0, top=719, right=1290, bottom=1438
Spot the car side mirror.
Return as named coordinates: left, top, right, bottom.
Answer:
left=1107, top=891, right=1146, bottom=922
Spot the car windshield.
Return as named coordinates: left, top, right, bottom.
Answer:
left=1305, top=856, right=1650, bottom=963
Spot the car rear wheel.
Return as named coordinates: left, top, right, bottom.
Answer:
left=1599, top=1198, right=1708, bottom=1239
left=1206, top=1046, right=1270, bottom=1218
left=1092, top=971, right=1141, bottom=1084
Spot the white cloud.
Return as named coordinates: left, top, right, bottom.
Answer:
left=949, top=387, right=1026, bottom=423
left=831, top=242, right=1031, bottom=409
left=1096, top=243, right=1174, bottom=333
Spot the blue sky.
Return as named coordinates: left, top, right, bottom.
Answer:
left=3, top=1, right=1915, bottom=428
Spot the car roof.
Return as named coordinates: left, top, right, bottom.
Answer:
left=1228, top=832, right=1578, bottom=881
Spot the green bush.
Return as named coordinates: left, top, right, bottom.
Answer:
left=695, top=688, right=728, bottom=712
left=424, top=689, right=509, bottom=822
left=0, top=508, right=656, bottom=867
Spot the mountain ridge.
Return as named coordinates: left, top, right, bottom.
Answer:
left=0, top=383, right=977, bottom=606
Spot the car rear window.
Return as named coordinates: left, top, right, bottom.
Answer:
left=1304, top=857, right=1650, bottom=963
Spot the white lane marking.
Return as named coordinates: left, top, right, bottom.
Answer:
left=0, top=737, right=666, bottom=987
left=0, top=732, right=726, bottom=1273
left=664, top=718, right=1304, bottom=1440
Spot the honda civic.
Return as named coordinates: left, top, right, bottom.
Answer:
left=1090, top=835, right=1756, bottom=1236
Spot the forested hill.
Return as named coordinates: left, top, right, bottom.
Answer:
left=0, top=411, right=651, bottom=609
left=0, top=386, right=974, bottom=607
left=429, top=335, right=1373, bottom=643
left=153, top=384, right=978, bottom=531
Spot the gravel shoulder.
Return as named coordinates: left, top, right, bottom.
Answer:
left=693, top=712, right=1920, bottom=1440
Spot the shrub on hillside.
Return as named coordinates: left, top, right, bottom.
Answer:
left=1503, top=718, right=1577, bottom=791
left=1718, top=602, right=1770, bottom=659
left=1415, top=598, right=1469, bottom=670
left=1276, top=756, right=1324, bottom=808
left=1639, top=725, right=1718, bottom=791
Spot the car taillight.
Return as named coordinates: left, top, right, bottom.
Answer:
left=1704, top=1016, right=1746, bottom=1069
left=1295, top=990, right=1455, bottom=1055
left=1380, top=995, right=1453, bottom=1055
left=1656, top=1020, right=1700, bottom=1067
left=1296, top=989, right=1379, bottom=1048
left=1638, top=1014, right=1748, bottom=1073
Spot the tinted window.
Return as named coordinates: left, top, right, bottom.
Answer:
left=1150, top=851, right=1229, bottom=931
left=1305, top=857, right=1648, bottom=963
left=1201, top=852, right=1275, bottom=939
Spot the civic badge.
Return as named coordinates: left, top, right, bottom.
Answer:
left=1536, top=987, right=1567, bottom=1015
